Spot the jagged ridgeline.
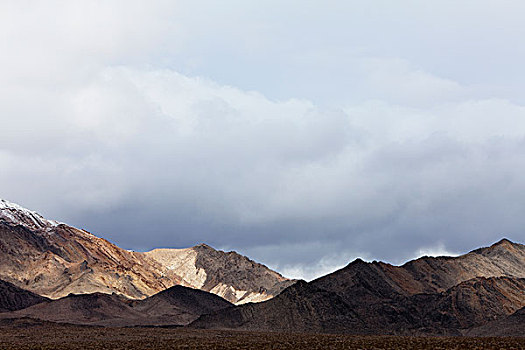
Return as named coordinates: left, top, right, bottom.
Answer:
left=1, top=198, right=524, bottom=336
left=191, top=238, right=525, bottom=336
left=0, top=199, right=294, bottom=304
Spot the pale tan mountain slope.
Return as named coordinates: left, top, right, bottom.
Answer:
left=0, top=199, right=293, bottom=304
left=145, top=244, right=293, bottom=304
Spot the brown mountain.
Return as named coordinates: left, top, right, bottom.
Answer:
left=310, top=238, right=525, bottom=299
left=1, top=285, right=232, bottom=327
left=191, top=239, right=525, bottom=335
left=0, top=221, right=169, bottom=300
left=0, top=199, right=293, bottom=304
left=0, top=280, right=49, bottom=312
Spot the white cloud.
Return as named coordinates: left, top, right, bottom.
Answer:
left=413, top=243, right=459, bottom=260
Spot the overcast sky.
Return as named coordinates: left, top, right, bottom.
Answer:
left=2, top=1, right=525, bottom=280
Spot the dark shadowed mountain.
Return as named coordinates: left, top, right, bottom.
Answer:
left=130, top=285, right=233, bottom=326
left=412, top=277, right=525, bottom=330
left=191, top=239, right=525, bottom=336
left=0, top=280, right=49, bottom=312
left=467, top=306, right=525, bottom=337
left=1, top=292, right=144, bottom=326
left=1, top=285, right=232, bottom=327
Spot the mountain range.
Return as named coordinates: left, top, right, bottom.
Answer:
left=192, top=238, right=525, bottom=335
left=0, top=199, right=293, bottom=304
left=0, top=198, right=524, bottom=336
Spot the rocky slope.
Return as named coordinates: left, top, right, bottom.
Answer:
left=311, top=238, right=525, bottom=298
left=145, top=245, right=293, bottom=304
left=0, top=280, right=50, bottom=312
left=416, top=277, right=525, bottom=330
left=192, top=239, right=525, bottom=335
left=466, top=306, right=525, bottom=337
left=0, top=285, right=232, bottom=327
left=0, top=198, right=292, bottom=304
left=0, top=218, right=170, bottom=300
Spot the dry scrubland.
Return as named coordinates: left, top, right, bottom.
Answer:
left=0, top=322, right=523, bottom=350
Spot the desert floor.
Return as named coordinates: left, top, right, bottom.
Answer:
left=0, top=320, right=523, bottom=350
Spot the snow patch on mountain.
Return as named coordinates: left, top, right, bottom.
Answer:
left=0, top=198, right=60, bottom=231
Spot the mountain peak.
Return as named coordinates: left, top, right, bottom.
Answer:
left=467, top=238, right=523, bottom=257
left=0, top=198, right=59, bottom=231
left=194, top=243, right=213, bottom=250
left=492, top=238, right=516, bottom=247
left=346, top=257, right=367, bottom=267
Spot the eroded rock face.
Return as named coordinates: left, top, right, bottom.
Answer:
left=0, top=221, right=173, bottom=300
left=0, top=199, right=293, bottom=304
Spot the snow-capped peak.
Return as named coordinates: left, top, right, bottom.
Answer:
left=0, top=198, right=60, bottom=231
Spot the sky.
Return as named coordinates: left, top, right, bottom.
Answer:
left=1, top=1, right=525, bottom=280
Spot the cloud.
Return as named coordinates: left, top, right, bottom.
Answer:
left=3, top=63, right=525, bottom=279
left=245, top=241, right=372, bottom=281
left=414, top=243, right=459, bottom=260
left=1, top=1, right=525, bottom=280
